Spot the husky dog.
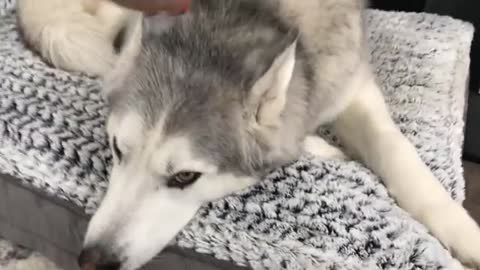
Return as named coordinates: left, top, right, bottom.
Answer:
left=17, top=0, right=480, bottom=269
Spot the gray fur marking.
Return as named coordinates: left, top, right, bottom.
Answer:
left=109, top=0, right=363, bottom=176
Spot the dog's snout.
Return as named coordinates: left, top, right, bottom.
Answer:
left=78, top=246, right=121, bottom=270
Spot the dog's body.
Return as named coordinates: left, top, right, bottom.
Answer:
left=17, top=0, right=480, bottom=269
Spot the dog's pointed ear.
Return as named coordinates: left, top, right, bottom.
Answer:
left=248, top=39, right=297, bottom=128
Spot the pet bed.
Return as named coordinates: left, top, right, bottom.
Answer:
left=0, top=1, right=475, bottom=269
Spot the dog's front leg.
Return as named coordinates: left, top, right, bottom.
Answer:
left=302, top=135, right=348, bottom=160
left=333, top=72, right=480, bottom=268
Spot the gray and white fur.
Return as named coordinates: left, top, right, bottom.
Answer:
left=17, top=0, right=480, bottom=270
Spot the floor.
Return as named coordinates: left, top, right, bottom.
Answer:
left=464, top=160, right=480, bottom=224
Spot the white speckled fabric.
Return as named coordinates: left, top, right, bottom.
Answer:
left=0, top=3, right=474, bottom=269
left=0, top=0, right=14, bottom=15
left=0, top=239, right=61, bottom=270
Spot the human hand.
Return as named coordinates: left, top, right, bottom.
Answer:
left=109, top=0, right=190, bottom=15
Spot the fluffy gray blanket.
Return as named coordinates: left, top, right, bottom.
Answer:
left=0, top=2, right=474, bottom=269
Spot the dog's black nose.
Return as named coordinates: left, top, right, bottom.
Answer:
left=78, top=246, right=121, bottom=270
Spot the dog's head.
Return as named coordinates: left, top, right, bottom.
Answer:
left=79, top=10, right=299, bottom=270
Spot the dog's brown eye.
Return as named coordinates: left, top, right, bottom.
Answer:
left=167, top=171, right=202, bottom=189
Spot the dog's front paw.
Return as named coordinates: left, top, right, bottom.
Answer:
left=449, top=227, right=480, bottom=270
left=302, top=136, right=347, bottom=160
left=423, top=202, right=480, bottom=269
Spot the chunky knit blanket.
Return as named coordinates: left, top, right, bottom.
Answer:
left=0, top=1, right=475, bottom=269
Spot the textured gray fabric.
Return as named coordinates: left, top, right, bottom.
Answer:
left=0, top=0, right=14, bottom=15
left=0, top=4, right=475, bottom=270
left=0, top=239, right=32, bottom=268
